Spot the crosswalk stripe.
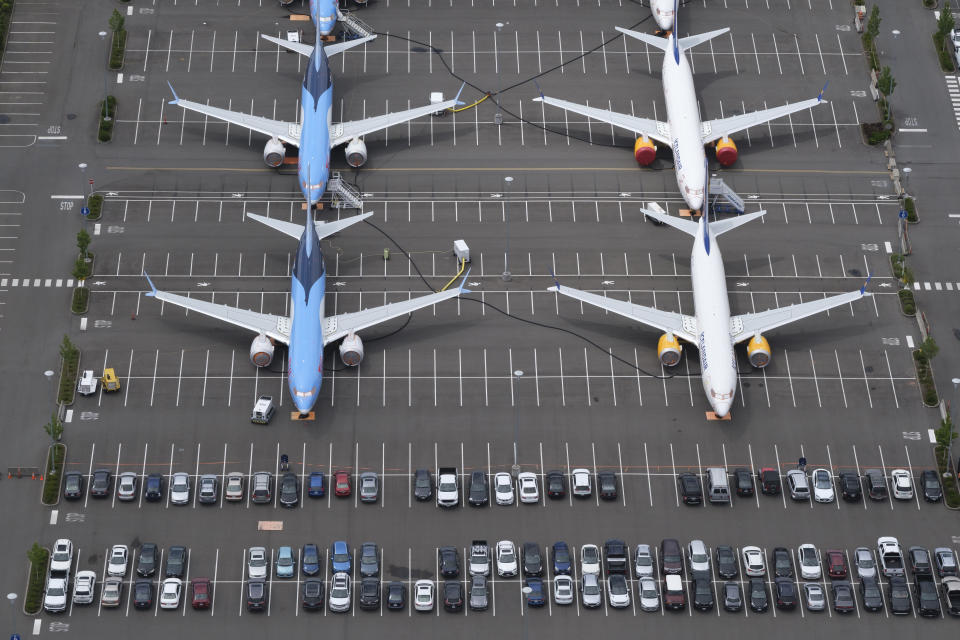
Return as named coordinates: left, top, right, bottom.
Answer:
left=935, top=282, right=943, bottom=290
left=44, top=278, right=51, bottom=287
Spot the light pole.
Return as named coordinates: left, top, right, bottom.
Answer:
left=78, top=162, right=88, bottom=196
left=501, top=176, right=513, bottom=282
left=494, top=23, right=504, bottom=126
left=902, top=166, right=911, bottom=196
left=98, top=31, right=110, bottom=122
left=511, top=369, right=523, bottom=478
left=7, top=592, right=17, bottom=639
left=951, top=377, right=960, bottom=480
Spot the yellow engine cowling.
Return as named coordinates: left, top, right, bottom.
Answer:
left=715, top=136, right=738, bottom=166
left=657, top=332, right=682, bottom=367
left=633, top=135, right=656, bottom=166
left=746, top=334, right=771, bottom=368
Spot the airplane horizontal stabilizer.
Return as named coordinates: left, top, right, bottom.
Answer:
left=260, top=34, right=315, bottom=57
left=709, top=209, right=766, bottom=237
left=640, top=207, right=699, bottom=236
left=615, top=26, right=670, bottom=52
left=247, top=211, right=373, bottom=240
left=676, top=28, right=731, bottom=52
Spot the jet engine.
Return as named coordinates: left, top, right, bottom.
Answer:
left=633, top=135, right=656, bottom=166
left=345, top=137, right=368, bottom=168
left=746, top=333, right=771, bottom=368
left=250, top=334, right=275, bottom=367
left=715, top=136, right=738, bottom=166
left=657, top=332, right=682, bottom=367
left=263, top=137, right=285, bottom=168
left=339, top=332, right=365, bottom=366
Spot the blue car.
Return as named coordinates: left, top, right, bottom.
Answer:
left=552, top=541, right=572, bottom=575
left=276, top=546, right=295, bottom=579
left=308, top=472, right=325, bottom=498
left=302, top=544, right=320, bottom=576
left=331, top=541, right=351, bottom=573
left=525, top=578, right=545, bottom=607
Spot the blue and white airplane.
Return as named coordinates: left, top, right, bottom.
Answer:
left=145, top=211, right=470, bottom=416
left=168, top=34, right=463, bottom=207
left=548, top=174, right=871, bottom=418
left=534, top=0, right=827, bottom=212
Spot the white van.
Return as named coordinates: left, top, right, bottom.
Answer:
left=77, top=370, right=98, bottom=395
left=707, top=467, right=730, bottom=504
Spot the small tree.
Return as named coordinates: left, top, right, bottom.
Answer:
left=76, top=229, right=91, bottom=259
left=867, top=6, right=881, bottom=41
left=939, top=0, right=955, bottom=38
left=901, top=264, right=915, bottom=285
left=43, top=413, right=63, bottom=442
left=59, top=335, right=76, bottom=361
left=108, top=8, right=124, bottom=33
left=71, top=257, right=89, bottom=282
left=937, top=416, right=958, bottom=449
left=920, top=336, right=939, bottom=360
left=877, top=66, right=896, bottom=98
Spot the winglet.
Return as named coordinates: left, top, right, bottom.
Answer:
left=458, top=267, right=472, bottom=295
left=550, top=268, right=560, bottom=290
left=143, top=271, right=158, bottom=297
left=818, top=81, right=828, bottom=102
left=167, top=81, right=179, bottom=104
left=860, top=271, right=872, bottom=295
left=533, top=79, right=545, bottom=100
left=454, top=82, right=466, bottom=106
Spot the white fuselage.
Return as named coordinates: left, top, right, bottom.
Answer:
left=649, top=0, right=676, bottom=31
left=690, top=218, right=738, bottom=417
left=662, top=39, right=707, bottom=212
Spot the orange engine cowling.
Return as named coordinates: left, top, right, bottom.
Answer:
left=634, top=136, right=656, bottom=166
left=746, top=334, right=771, bottom=368
left=657, top=332, right=682, bottom=367
left=715, top=136, right=738, bottom=166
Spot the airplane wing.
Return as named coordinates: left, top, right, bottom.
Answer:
left=533, top=95, right=670, bottom=144
left=331, top=84, right=466, bottom=147
left=548, top=284, right=697, bottom=343
left=730, top=288, right=871, bottom=344
left=167, top=83, right=301, bottom=146
left=144, top=274, right=290, bottom=344
left=322, top=276, right=470, bottom=345
left=700, top=91, right=827, bottom=144
left=260, top=33, right=377, bottom=58
left=247, top=212, right=373, bottom=241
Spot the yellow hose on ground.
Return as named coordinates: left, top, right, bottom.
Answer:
left=448, top=94, right=489, bottom=113
left=439, top=258, right=467, bottom=291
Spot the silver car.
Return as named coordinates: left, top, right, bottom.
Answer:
left=797, top=544, right=821, bottom=580
left=635, top=544, right=654, bottom=578
left=247, top=547, right=268, bottom=580
left=494, top=472, right=514, bottom=505
left=638, top=577, right=660, bottom=611
left=803, top=582, right=826, bottom=611
left=581, top=573, right=602, bottom=608
left=553, top=575, right=574, bottom=605
left=225, top=472, right=244, bottom=501
left=786, top=469, right=810, bottom=500
left=117, top=472, right=138, bottom=501
left=687, top=540, right=710, bottom=574
left=854, top=547, right=877, bottom=579
left=100, top=576, right=122, bottom=607
left=170, top=472, right=190, bottom=505
left=328, top=572, right=352, bottom=612
left=198, top=474, right=218, bottom=504
left=571, top=468, right=592, bottom=497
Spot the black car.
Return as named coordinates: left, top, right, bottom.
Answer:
left=136, top=543, right=158, bottom=577
left=522, top=542, right=543, bottom=577
left=921, top=469, right=943, bottom=502
left=758, top=468, right=781, bottom=495
left=546, top=471, right=566, bottom=499
left=733, top=468, right=754, bottom=497
left=865, top=469, right=888, bottom=501
left=443, top=581, right=463, bottom=612
left=771, top=547, right=793, bottom=578
left=888, top=576, right=911, bottom=615
left=360, top=542, right=379, bottom=578
left=832, top=581, right=855, bottom=613
left=603, top=539, right=628, bottom=575
left=165, top=545, right=187, bottom=578
left=358, top=577, right=380, bottom=610
left=468, top=471, right=489, bottom=506
left=774, top=577, right=797, bottom=610
left=749, top=577, right=768, bottom=612
left=909, top=546, right=933, bottom=577
left=63, top=472, right=84, bottom=500
left=660, top=538, right=683, bottom=575
left=302, top=579, right=324, bottom=610
left=144, top=473, right=164, bottom=501
left=91, top=468, right=112, bottom=498
left=838, top=471, right=861, bottom=501
left=860, top=576, right=883, bottom=612
left=692, top=577, right=714, bottom=611
left=133, top=579, right=153, bottom=609
left=386, top=582, right=406, bottom=610
left=438, top=546, right=460, bottom=578
left=597, top=471, right=618, bottom=500
left=915, top=578, right=941, bottom=617
left=723, top=582, right=743, bottom=612
left=246, top=579, right=267, bottom=612
left=715, top=546, right=738, bottom=579
left=279, top=472, right=299, bottom=507
left=678, top=472, right=703, bottom=505
left=469, top=574, right=489, bottom=611
left=413, top=469, right=432, bottom=501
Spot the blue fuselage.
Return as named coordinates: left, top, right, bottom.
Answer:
left=298, top=47, right=333, bottom=206
left=288, top=210, right=327, bottom=414
left=311, top=0, right=338, bottom=35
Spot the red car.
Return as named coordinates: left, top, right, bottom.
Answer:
left=191, top=577, right=211, bottom=609
left=334, top=470, right=352, bottom=497
left=826, top=550, right=848, bottom=579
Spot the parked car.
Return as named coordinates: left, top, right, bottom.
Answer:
left=439, top=546, right=460, bottom=578
left=922, top=469, right=943, bottom=502
left=825, top=550, right=848, bottom=579
left=716, top=545, right=738, bottom=579
left=279, top=472, right=299, bottom=507
left=581, top=543, right=601, bottom=576
left=359, top=471, right=378, bottom=503
left=414, top=579, right=435, bottom=612
left=133, top=579, right=154, bottom=610
left=734, top=467, right=754, bottom=496
left=360, top=542, right=379, bottom=578
left=493, top=472, right=514, bottom=505
left=197, top=473, right=218, bottom=504
left=224, top=472, right=244, bottom=501
left=838, top=471, right=861, bottom=501
left=496, top=540, right=518, bottom=577
left=386, top=581, right=406, bottom=611
left=136, top=543, right=158, bottom=577
left=525, top=578, right=545, bottom=607
left=909, top=546, right=933, bottom=577
left=553, top=575, right=573, bottom=606
left=811, top=468, right=834, bottom=503
left=144, top=473, right=164, bottom=501
left=552, top=541, right=572, bottom=575
left=864, top=468, right=888, bottom=500
left=860, top=575, right=884, bottom=612
left=90, top=469, right=111, bottom=498
left=915, top=578, right=942, bottom=616
left=545, top=471, right=566, bottom=499
left=771, top=547, right=793, bottom=578
left=63, top=472, right=84, bottom=500
left=307, top=471, right=325, bottom=498
left=638, top=576, right=659, bottom=611
left=117, top=472, right=138, bottom=501
left=413, top=469, right=432, bottom=501
left=722, top=581, right=742, bottom=612
left=247, top=546, right=268, bottom=579
left=246, top=579, right=267, bottom=612
left=170, top=472, right=190, bottom=505
left=302, top=578, right=324, bottom=611
left=749, top=577, right=769, bottom=612
left=333, top=470, right=351, bottom=497
left=358, top=577, right=380, bottom=610
left=581, top=573, right=602, bottom=608
left=687, top=540, right=710, bottom=575
left=742, top=546, right=765, bottom=577
left=663, top=574, right=686, bottom=610
left=72, top=571, right=96, bottom=605
left=758, top=467, right=781, bottom=495
left=935, top=547, right=959, bottom=577
left=890, top=469, right=914, bottom=500
left=798, top=544, right=821, bottom=580
left=50, top=539, right=73, bottom=574
left=107, top=545, right=128, bottom=577
left=774, top=577, right=797, bottom=610
left=100, top=577, right=122, bottom=607
left=522, top=542, right=543, bottom=577
left=854, top=546, right=876, bottom=579
left=275, top=546, right=295, bottom=579
left=785, top=469, right=810, bottom=500
left=661, top=538, right=683, bottom=575
left=692, top=577, right=714, bottom=611
left=803, top=582, right=826, bottom=612
left=888, top=575, right=911, bottom=615
left=635, top=544, right=655, bottom=578
left=571, top=468, right=592, bottom=497
left=331, top=541, right=351, bottom=573
left=468, top=471, right=489, bottom=506
left=518, top=472, right=539, bottom=503
left=943, top=576, right=960, bottom=616
left=443, top=581, right=464, bottom=612
left=159, top=578, right=183, bottom=610
left=328, top=572, right=351, bottom=612
left=832, top=581, right=855, bottom=613
left=165, top=545, right=187, bottom=578
left=677, top=472, right=703, bottom=505
left=190, top=577, right=211, bottom=610
left=606, top=574, right=630, bottom=608
left=302, top=543, right=320, bottom=576
left=470, top=575, right=490, bottom=610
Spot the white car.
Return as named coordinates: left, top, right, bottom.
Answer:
left=553, top=575, right=574, bottom=605
left=517, top=472, right=539, bottom=503
left=811, top=468, right=835, bottom=503
left=687, top=540, right=710, bottom=574
left=634, top=544, right=654, bottom=578
left=797, top=544, right=821, bottom=580
left=803, top=582, right=826, bottom=611
left=571, top=468, right=592, bottom=497
left=43, top=577, right=68, bottom=612
left=248, top=546, right=268, bottom=579
left=225, top=472, right=244, bottom=501
left=581, top=573, right=603, bottom=607
left=581, top=544, right=601, bottom=576
left=496, top=540, right=518, bottom=577
left=854, top=547, right=877, bottom=579
left=891, top=469, right=913, bottom=500
left=638, top=576, right=660, bottom=611
left=414, top=579, right=434, bottom=611
left=607, top=574, right=630, bottom=608
left=329, top=572, right=351, bottom=612
left=741, top=546, right=765, bottom=577
left=73, top=571, right=96, bottom=605
left=159, top=578, right=182, bottom=609
left=493, top=472, right=514, bottom=505
left=107, top=545, right=128, bottom=577
left=117, top=472, right=138, bottom=501
left=170, top=472, right=190, bottom=504
left=50, top=539, right=73, bottom=574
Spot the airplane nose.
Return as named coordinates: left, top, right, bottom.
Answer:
left=294, top=394, right=314, bottom=415
left=712, top=400, right=731, bottom=418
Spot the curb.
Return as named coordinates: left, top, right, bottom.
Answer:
left=40, top=442, right=66, bottom=507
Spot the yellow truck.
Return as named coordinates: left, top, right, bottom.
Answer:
left=100, top=368, right=121, bottom=392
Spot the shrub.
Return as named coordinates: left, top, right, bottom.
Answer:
left=97, top=96, right=116, bottom=142
left=904, top=196, right=918, bottom=222
left=898, top=289, right=916, bottom=315
left=57, top=336, right=80, bottom=405
left=24, top=543, right=49, bottom=614
left=71, top=286, right=89, bottom=314
left=71, top=255, right=91, bottom=281
left=890, top=253, right=904, bottom=278
left=109, top=8, right=125, bottom=33
left=109, top=30, right=126, bottom=70
left=935, top=32, right=956, bottom=71
left=913, top=348, right=939, bottom=406
left=920, top=335, right=940, bottom=360
left=87, top=194, right=104, bottom=220
left=938, top=0, right=955, bottom=37
left=41, top=444, right=65, bottom=505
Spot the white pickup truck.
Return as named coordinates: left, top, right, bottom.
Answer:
left=877, top=536, right=905, bottom=578
left=436, top=467, right=459, bottom=508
